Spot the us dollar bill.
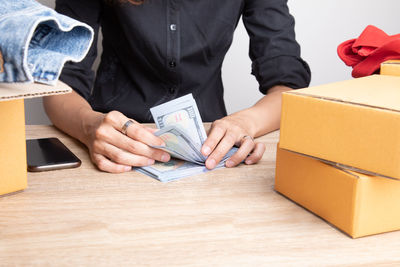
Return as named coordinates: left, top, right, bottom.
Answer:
left=152, top=125, right=238, bottom=167
left=135, top=148, right=238, bottom=182
left=152, top=125, right=205, bottom=164
left=150, top=94, right=207, bottom=147
left=136, top=94, right=238, bottom=182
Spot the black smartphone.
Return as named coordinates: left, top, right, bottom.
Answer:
left=26, top=137, right=81, bottom=172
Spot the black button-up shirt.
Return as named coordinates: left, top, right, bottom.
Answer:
left=56, top=0, right=311, bottom=123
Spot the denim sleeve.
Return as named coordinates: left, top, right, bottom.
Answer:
left=55, top=0, right=102, bottom=100
left=242, top=0, right=311, bottom=94
left=0, top=0, right=93, bottom=85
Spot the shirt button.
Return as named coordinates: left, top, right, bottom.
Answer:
left=169, top=87, right=176, bottom=94
left=170, top=24, right=177, bottom=31
left=169, top=61, right=176, bottom=68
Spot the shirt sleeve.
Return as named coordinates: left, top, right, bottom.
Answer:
left=55, top=0, right=102, bottom=100
left=242, top=0, right=311, bottom=94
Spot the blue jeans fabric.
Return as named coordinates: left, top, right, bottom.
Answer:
left=0, top=0, right=93, bottom=85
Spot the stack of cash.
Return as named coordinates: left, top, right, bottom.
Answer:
left=135, top=94, right=237, bottom=182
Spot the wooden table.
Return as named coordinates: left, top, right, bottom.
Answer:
left=1, top=125, right=400, bottom=266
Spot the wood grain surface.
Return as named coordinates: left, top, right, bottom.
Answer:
left=1, top=125, right=400, bottom=266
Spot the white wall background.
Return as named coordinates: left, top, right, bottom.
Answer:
left=25, top=0, right=400, bottom=124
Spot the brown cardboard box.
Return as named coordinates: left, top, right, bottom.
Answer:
left=275, top=145, right=400, bottom=238
left=0, top=82, right=71, bottom=196
left=381, top=60, right=400, bottom=76
left=279, top=75, right=400, bottom=180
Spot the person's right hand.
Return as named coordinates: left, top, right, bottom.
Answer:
left=84, top=110, right=170, bottom=173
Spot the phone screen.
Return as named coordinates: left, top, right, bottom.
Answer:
left=26, top=138, right=81, bottom=172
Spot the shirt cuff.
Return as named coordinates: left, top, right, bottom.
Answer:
left=251, top=55, right=311, bottom=94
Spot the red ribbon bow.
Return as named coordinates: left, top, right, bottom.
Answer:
left=338, top=25, right=400, bottom=78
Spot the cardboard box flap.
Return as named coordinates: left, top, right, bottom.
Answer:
left=288, top=75, right=400, bottom=112
left=0, top=81, right=72, bottom=102
left=282, top=147, right=398, bottom=181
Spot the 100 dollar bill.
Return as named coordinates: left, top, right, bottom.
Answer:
left=150, top=94, right=207, bottom=147
left=136, top=94, right=238, bottom=182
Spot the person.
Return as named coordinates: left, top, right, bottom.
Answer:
left=44, top=0, right=311, bottom=173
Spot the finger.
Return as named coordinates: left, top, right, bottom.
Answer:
left=95, top=126, right=170, bottom=162
left=122, top=136, right=170, bottom=162
left=103, top=111, right=165, bottom=147
left=93, top=140, right=155, bottom=167
left=244, top=142, right=266, bottom=165
left=92, top=153, right=132, bottom=173
left=205, top=132, right=236, bottom=169
left=124, top=121, right=166, bottom=147
left=201, top=122, right=226, bottom=156
left=144, top=127, right=158, bottom=134
left=225, top=137, right=256, bottom=168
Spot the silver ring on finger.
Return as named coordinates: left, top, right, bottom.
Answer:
left=242, top=135, right=254, bottom=142
left=121, top=119, right=135, bottom=135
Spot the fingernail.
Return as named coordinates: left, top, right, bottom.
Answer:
left=125, top=166, right=132, bottom=172
left=202, top=146, right=211, bottom=156
left=147, top=159, right=155, bottom=165
left=207, top=158, right=216, bottom=169
left=161, top=153, right=170, bottom=162
left=225, top=160, right=234, bottom=168
left=245, top=159, right=253, bottom=165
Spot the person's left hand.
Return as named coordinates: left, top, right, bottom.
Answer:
left=201, top=113, right=266, bottom=169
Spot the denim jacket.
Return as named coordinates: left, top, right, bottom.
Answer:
left=0, top=0, right=93, bottom=85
